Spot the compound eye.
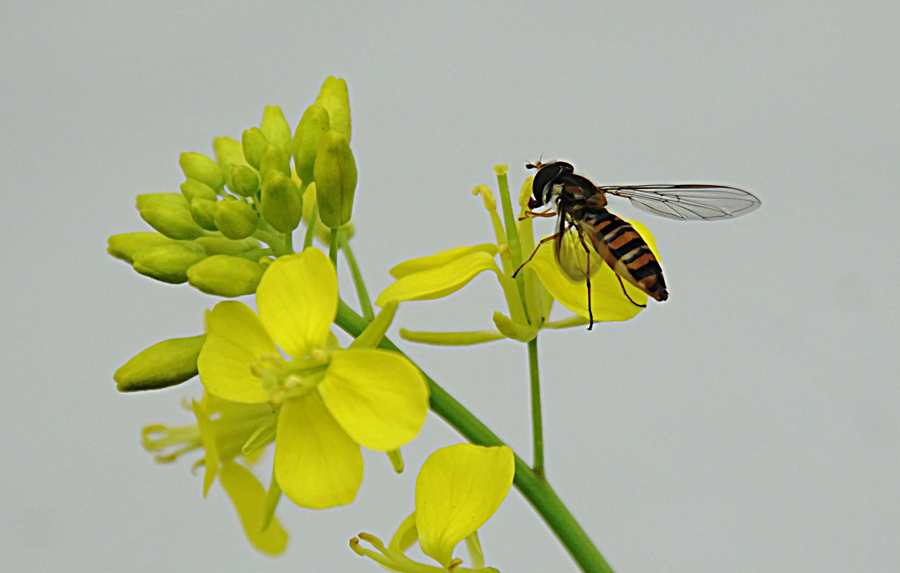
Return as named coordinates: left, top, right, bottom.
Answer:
left=531, top=163, right=563, bottom=206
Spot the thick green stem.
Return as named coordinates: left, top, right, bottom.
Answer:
left=334, top=301, right=614, bottom=573
left=328, top=228, right=339, bottom=266
left=527, top=335, right=544, bottom=479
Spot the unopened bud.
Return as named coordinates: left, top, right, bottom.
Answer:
left=114, top=334, right=206, bottom=392
left=229, top=165, right=260, bottom=198
left=313, top=131, right=357, bottom=229
left=315, top=76, right=351, bottom=142
left=259, top=144, right=291, bottom=180
left=140, top=204, right=204, bottom=240
left=194, top=236, right=261, bottom=256
left=187, top=255, right=264, bottom=297
left=260, top=170, right=303, bottom=233
left=214, top=199, right=258, bottom=240
left=136, top=193, right=190, bottom=211
left=179, top=152, right=224, bottom=190
left=132, top=243, right=207, bottom=284
left=242, top=127, right=269, bottom=170
left=213, top=137, right=245, bottom=168
left=191, top=198, right=218, bottom=231
left=292, top=104, right=330, bottom=185
left=260, top=105, right=293, bottom=157
left=107, top=232, right=178, bottom=264
left=181, top=179, right=218, bottom=203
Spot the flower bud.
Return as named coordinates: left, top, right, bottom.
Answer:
left=292, top=104, right=330, bottom=185
left=191, top=198, right=218, bottom=231
left=213, top=137, right=247, bottom=193
left=214, top=199, right=258, bottom=240
left=132, top=243, right=207, bottom=284
left=187, top=255, right=264, bottom=297
left=260, top=170, right=302, bottom=233
left=315, top=76, right=351, bottom=142
left=313, top=130, right=357, bottom=229
left=260, top=105, right=293, bottom=157
left=242, top=127, right=269, bottom=170
left=179, top=152, right=224, bottom=190
left=180, top=179, right=219, bottom=203
left=194, top=236, right=261, bottom=256
left=107, top=232, right=178, bottom=264
left=229, top=165, right=260, bottom=198
left=259, top=144, right=291, bottom=180
left=140, top=204, right=204, bottom=240
left=136, top=193, right=190, bottom=211
left=114, top=334, right=206, bottom=392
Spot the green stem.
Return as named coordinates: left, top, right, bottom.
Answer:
left=303, top=204, right=318, bottom=250
left=527, top=335, right=545, bottom=479
left=496, top=168, right=531, bottom=324
left=334, top=301, right=614, bottom=573
left=283, top=230, right=294, bottom=254
left=339, top=230, right=375, bottom=322
left=328, top=228, right=339, bottom=266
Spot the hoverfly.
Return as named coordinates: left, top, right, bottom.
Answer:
left=514, top=161, right=760, bottom=329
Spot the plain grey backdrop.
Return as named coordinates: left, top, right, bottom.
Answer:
left=2, top=1, right=898, bottom=571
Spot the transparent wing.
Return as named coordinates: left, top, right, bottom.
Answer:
left=599, top=184, right=761, bottom=221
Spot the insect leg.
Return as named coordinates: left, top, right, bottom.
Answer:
left=615, top=274, right=647, bottom=308
left=575, top=227, right=595, bottom=330
left=512, top=233, right=558, bottom=278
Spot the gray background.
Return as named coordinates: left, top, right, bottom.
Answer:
left=2, top=1, right=898, bottom=571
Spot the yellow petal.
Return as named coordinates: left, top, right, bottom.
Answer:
left=198, top=302, right=273, bottom=404
left=416, top=444, right=515, bottom=568
left=256, top=248, right=337, bottom=359
left=218, top=461, right=289, bottom=555
left=528, top=218, right=660, bottom=322
left=274, top=392, right=363, bottom=509
left=389, top=244, right=499, bottom=278
left=389, top=511, right=419, bottom=554
left=318, top=349, right=429, bottom=452
left=191, top=399, right=219, bottom=497
left=376, top=251, right=500, bottom=306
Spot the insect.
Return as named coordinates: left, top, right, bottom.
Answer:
left=514, top=160, right=761, bottom=329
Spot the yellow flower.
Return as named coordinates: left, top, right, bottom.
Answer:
left=375, top=170, right=658, bottom=344
left=350, top=443, right=515, bottom=572
left=142, top=392, right=288, bottom=555
left=198, top=247, right=429, bottom=509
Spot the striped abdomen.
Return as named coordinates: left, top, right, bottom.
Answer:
left=581, top=209, right=669, bottom=301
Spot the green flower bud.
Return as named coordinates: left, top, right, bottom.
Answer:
left=214, top=199, right=258, bottom=240
left=259, top=144, right=291, bottom=180
left=260, top=170, right=302, bottom=233
left=315, top=76, right=351, bottom=142
left=292, top=104, right=330, bottom=185
left=213, top=137, right=247, bottom=192
left=140, top=204, right=204, bottom=240
left=187, top=255, right=264, bottom=297
left=260, top=105, right=293, bottom=157
left=313, top=130, right=357, bottom=229
left=242, top=127, right=269, bottom=170
left=136, top=193, right=190, bottom=211
left=301, top=183, right=355, bottom=245
left=229, top=164, right=260, bottom=198
left=191, top=198, right=218, bottom=231
left=194, top=236, right=261, bottom=256
left=107, top=232, right=179, bottom=264
left=213, top=136, right=245, bottom=168
left=132, top=243, right=207, bottom=284
left=181, top=179, right=218, bottom=203
left=179, top=152, right=224, bottom=190
left=114, top=334, right=206, bottom=392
